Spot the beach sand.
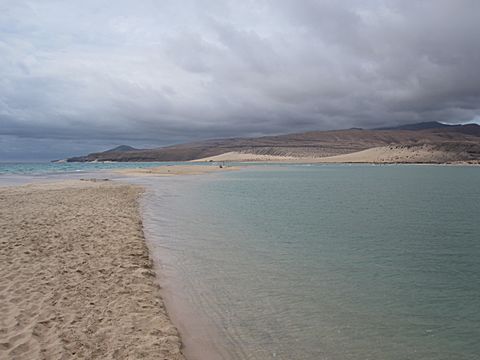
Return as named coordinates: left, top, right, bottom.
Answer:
left=0, top=180, right=185, bottom=359
left=114, top=164, right=238, bottom=176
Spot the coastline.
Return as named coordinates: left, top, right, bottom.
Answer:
left=0, top=180, right=185, bottom=359
left=191, top=147, right=480, bottom=165
left=1, top=163, right=478, bottom=359
left=1, top=164, right=479, bottom=359
left=113, top=164, right=239, bottom=176
left=138, top=179, right=229, bottom=360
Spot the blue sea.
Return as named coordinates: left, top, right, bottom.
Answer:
left=0, top=161, right=191, bottom=175
left=2, top=163, right=479, bottom=359
left=0, top=161, right=207, bottom=186
left=139, top=165, right=480, bottom=360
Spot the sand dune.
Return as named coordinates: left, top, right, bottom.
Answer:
left=0, top=181, right=185, bottom=359
left=313, top=145, right=456, bottom=163
left=191, top=152, right=299, bottom=162
left=194, top=144, right=480, bottom=164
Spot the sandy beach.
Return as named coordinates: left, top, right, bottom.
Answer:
left=0, top=180, right=185, bottom=359
left=114, top=164, right=239, bottom=176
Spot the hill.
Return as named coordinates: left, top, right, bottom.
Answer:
left=375, top=121, right=451, bottom=130
left=66, top=122, right=480, bottom=163
left=377, top=121, right=480, bottom=136
left=102, top=145, right=139, bottom=153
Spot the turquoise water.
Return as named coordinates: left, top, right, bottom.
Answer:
left=142, top=165, right=480, bottom=360
left=0, top=161, right=196, bottom=175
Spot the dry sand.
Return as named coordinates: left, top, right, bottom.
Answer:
left=312, top=145, right=480, bottom=164
left=312, top=145, right=452, bottom=163
left=0, top=180, right=185, bottom=360
left=114, top=164, right=238, bottom=176
left=191, top=152, right=299, bottom=162
left=193, top=145, right=480, bottom=164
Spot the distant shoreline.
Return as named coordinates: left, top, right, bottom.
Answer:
left=191, top=147, right=480, bottom=165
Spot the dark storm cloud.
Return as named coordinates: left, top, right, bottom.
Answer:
left=1, top=0, right=480, bottom=159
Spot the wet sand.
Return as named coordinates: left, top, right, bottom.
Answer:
left=0, top=180, right=185, bottom=359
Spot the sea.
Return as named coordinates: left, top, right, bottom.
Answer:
left=0, top=161, right=199, bottom=185
left=2, top=162, right=479, bottom=359
left=0, top=161, right=189, bottom=176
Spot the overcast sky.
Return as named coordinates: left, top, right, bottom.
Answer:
left=1, top=0, right=480, bottom=160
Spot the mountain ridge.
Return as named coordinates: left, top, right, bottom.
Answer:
left=103, top=145, right=140, bottom=153
left=375, top=121, right=450, bottom=130
left=65, top=122, right=480, bottom=163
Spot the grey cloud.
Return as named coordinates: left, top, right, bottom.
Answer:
left=1, top=0, right=480, bottom=160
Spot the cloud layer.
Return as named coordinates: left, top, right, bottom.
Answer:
left=1, top=0, right=480, bottom=159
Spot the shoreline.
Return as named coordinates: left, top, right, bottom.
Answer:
left=112, top=164, right=240, bottom=176
left=191, top=147, right=480, bottom=165
left=2, top=164, right=479, bottom=359
left=0, top=180, right=185, bottom=359
left=139, top=185, right=227, bottom=360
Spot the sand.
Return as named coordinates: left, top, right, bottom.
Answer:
left=310, top=145, right=464, bottom=163
left=0, top=180, right=185, bottom=360
left=191, top=152, right=299, bottom=162
left=114, top=164, right=239, bottom=176
left=193, top=145, right=480, bottom=164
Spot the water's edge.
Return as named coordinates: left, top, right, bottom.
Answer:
left=139, top=180, right=227, bottom=360
left=134, top=166, right=480, bottom=360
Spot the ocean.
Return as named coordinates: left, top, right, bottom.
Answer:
left=0, top=161, right=192, bottom=175
left=139, top=165, right=480, bottom=360
left=2, top=162, right=479, bottom=359
left=0, top=161, right=206, bottom=186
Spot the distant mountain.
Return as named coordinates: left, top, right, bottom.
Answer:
left=102, top=145, right=139, bottom=153
left=376, top=121, right=451, bottom=130
left=66, top=122, right=480, bottom=163
left=440, top=123, right=480, bottom=136
left=376, top=121, right=480, bottom=135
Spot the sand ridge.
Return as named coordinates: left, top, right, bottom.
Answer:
left=114, top=164, right=239, bottom=176
left=0, top=180, right=185, bottom=359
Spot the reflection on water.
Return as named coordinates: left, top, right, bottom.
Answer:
left=139, top=165, right=480, bottom=360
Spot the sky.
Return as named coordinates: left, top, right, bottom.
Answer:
left=1, top=0, right=480, bottom=160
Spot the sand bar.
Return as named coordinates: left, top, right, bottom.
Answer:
left=113, top=164, right=239, bottom=176
left=0, top=180, right=185, bottom=359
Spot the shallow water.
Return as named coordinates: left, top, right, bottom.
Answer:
left=138, top=165, right=480, bottom=359
left=0, top=161, right=201, bottom=175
